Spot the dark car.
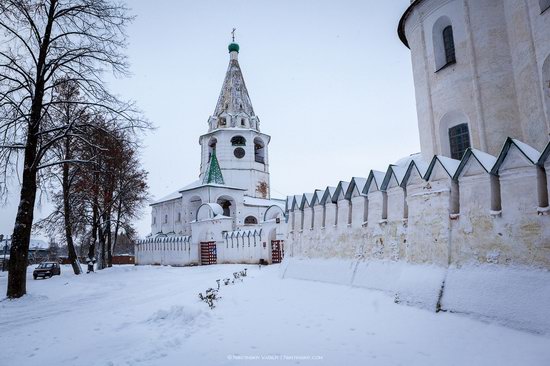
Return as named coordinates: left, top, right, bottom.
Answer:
left=33, top=262, right=61, bottom=279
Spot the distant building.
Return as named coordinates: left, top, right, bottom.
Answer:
left=3, top=238, right=51, bottom=265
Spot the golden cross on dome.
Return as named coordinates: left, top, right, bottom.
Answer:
left=232, top=28, right=236, bottom=42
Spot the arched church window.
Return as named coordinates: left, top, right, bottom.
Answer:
left=442, top=26, right=456, bottom=66
left=231, top=135, right=246, bottom=146
left=244, top=216, right=258, bottom=225
left=433, top=17, right=455, bottom=71
left=541, top=0, right=550, bottom=13
left=254, top=137, right=265, bottom=164
left=448, top=123, right=470, bottom=160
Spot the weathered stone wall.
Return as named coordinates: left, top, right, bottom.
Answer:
left=284, top=139, right=550, bottom=332
left=286, top=141, right=550, bottom=270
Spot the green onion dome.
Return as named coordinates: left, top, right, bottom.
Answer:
left=228, top=42, right=240, bottom=53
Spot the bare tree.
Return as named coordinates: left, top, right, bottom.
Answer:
left=0, top=0, right=148, bottom=298
left=36, top=119, right=148, bottom=271
left=111, top=149, right=148, bottom=261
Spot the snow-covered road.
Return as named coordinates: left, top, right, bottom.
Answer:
left=1, top=264, right=549, bottom=366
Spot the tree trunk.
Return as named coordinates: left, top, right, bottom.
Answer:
left=62, top=137, right=81, bottom=275
left=98, top=213, right=107, bottom=270
left=7, top=144, right=38, bottom=298
left=6, top=1, right=57, bottom=298
left=106, top=210, right=113, bottom=267
left=112, top=199, right=122, bottom=255
left=88, top=199, right=99, bottom=273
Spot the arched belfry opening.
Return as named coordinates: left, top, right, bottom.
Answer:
left=254, top=137, right=265, bottom=164
left=208, top=137, right=217, bottom=162
left=231, top=135, right=246, bottom=146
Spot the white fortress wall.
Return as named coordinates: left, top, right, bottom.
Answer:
left=283, top=138, right=550, bottom=333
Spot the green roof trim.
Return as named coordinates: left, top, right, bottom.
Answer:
left=203, top=149, right=225, bottom=185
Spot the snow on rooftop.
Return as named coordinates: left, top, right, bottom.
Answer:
left=243, top=196, right=285, bottom=209
left=302, top=193, right=315, bottom=207
left=394, top=152, right=422, bottom=167
left=326, top=186, right=337, bottom=196
left=312, top=190, right=325, bottom=204
left=470, top=148, right=497, bottom=171
left=352, top=177, right=367, bottom=190
left=371, top=171, right=386, bottom=185
left=151, top=189, right=183, bottom=205
left=511, top=139, right=541, bottom=163
left=411, top=157, right=429, bottom=176
left=337, top=181, right=350, bottom=194
left=436, top=156, right=461, bottom=177
left=391, top=165, right=407, bottom=184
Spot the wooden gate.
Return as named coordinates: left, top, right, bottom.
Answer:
left=200, top=241, right=217, bottom=265
left=271, top=240, right=284, bottom=264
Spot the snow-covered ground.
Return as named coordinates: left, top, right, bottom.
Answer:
left=1, top=264, right=549, bottom=366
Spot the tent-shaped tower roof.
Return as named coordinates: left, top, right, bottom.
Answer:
left=213, top=42, right=255, bottom=119
left=202, top=149, right=225, bottom=185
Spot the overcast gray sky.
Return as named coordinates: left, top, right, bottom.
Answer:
left=0, top=0, right=419, bottom=240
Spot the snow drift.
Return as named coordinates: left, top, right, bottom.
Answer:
left=441, top=265, right=550, bottom=334
left=282, top=257, right=550, bottom=334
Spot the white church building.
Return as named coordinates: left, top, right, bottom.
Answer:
left=136, top=42, right=286, bottom=266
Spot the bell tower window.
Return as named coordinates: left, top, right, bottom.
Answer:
left=231, top=135, right=246, bottom=146
left=448, top=123, right=470, bottom=160
left=254, top=137, right=265, bottom=164
left=208, top=137, right=217, bottom=162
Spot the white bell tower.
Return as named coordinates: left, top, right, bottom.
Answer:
left=198, top=39, right=271, bottom=199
